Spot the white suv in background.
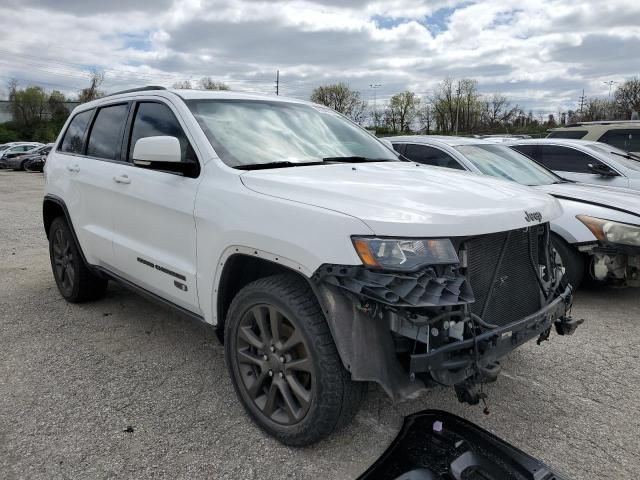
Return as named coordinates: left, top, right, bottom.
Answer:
left=43, top=87, right=578, bottom=445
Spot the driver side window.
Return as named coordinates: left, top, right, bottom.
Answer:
left=128, top=102, right=196, bottom=163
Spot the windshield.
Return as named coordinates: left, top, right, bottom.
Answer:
left=586, top=144, right=640, bottom=172
left=187, top=100, right=398, bottom=168
left=454, top=144, right=562, bottom=186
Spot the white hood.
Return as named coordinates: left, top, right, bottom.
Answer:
left=241, top=163, right=563, bottom=237
left=536, top=182, right=640, bottom=219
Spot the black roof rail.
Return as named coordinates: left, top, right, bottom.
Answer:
left=104, top=85, right=167, bottom=97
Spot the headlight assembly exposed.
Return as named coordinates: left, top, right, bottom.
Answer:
left=577, top=215, right=640, bottom=247
left=352, top=237, right=459, bottom=270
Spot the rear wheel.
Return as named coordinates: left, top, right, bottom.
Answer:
left=225, top=273, right=366, bottom=446
left=48, top=217, right=108, bottom=302
left=551, top=234, right=584, bottom=290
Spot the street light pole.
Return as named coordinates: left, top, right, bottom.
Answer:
left=603, top=80, right=617, bottom=99
left=369, top=84, right=381, bottom=129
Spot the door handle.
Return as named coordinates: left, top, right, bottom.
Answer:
left=113, top=175, right=131, bottom=184
left=67, top=164, right=80, bottom=172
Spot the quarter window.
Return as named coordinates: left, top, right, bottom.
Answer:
left=537, top=145, right=598, bottom=173
left=128, top=102, right=196, bottom=162
left=60, top=110, right=93, bottom=154
left=598, top=129, right=640, bottom=152
left=86, top=104, right=129, bottom=161
left=403, top=144, right=464, bottom=170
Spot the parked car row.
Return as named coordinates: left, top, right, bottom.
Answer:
left=0, top=142, right=51, bottom=171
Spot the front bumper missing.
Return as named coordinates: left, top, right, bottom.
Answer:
left=578, top=242, right=640, bottom=286
left=410, top=285, right=576, bottom=386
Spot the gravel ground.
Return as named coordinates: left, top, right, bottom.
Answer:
left=1, top=170, right=639, bottom=480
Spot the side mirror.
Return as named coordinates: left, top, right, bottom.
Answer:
left=133, top=136, right=182, bottom=164
left=587, top=162, right=617, bottom=177
left=132, top=136, right=197, bottom=177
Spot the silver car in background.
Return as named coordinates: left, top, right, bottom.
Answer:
left=503, top=139, right=640, bottom=191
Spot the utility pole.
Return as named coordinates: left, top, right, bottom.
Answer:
left=275, top=70, right=279, bottom=96
left=454, top=81, right=461, bottom=136
left=578, top=89, right=586, bottom=118
left=369, top=84, right=381, bottom=128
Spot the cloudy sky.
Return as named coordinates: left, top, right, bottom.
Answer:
left=1, top=0, right=639, bottom=114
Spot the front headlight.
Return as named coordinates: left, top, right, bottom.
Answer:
left=352, top=237, right=459, bottom=270
left=577, top=215, right=640, bottom=247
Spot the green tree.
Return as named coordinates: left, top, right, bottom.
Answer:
left=310, top=83, right=366, bottom=123
left=384, top=91, right=420, bottom=133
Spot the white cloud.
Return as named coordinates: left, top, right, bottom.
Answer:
left=0, top=0, right=638, bottom=114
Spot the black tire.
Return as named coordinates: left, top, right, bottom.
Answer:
left=48, top=217, right=108, bottom=303
left=551, top=233, right=584, bottom=290
left=225, top=273, right=366, bottom=446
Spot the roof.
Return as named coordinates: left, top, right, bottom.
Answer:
left=501, top=138, right=602, bottom=147
left=385, top=135, right=494, bottom=147
left=556, top=120, right=640, bottom=128
left=72, top=87, right=312, bottom=112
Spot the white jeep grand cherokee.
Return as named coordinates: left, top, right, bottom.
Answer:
left=43, top=87, right=579, bottom=445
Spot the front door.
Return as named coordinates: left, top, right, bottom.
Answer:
left=109, top=100, right=202, bottom=313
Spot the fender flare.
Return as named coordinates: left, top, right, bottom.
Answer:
left=43, top=194, right=91, bottom=268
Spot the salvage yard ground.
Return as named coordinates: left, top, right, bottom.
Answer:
left=1, top=170, right=639, bottom=480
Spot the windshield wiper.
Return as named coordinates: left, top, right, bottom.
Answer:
left=235, top=160, right=325, bottom=171
left=321, top=156, right=396, bottom=163
left=608, top=151, right=640, bottom=162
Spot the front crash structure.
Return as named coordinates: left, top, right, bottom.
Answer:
left=312, top=223, right=581, bottom=405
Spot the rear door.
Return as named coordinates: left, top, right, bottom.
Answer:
left=598, top=129, right=640, bottom=155
left=54, top=105, right=131, bottom=267
left=536, top=145, right=629, bottom=187
left=109, top=99, right=202, bottom=313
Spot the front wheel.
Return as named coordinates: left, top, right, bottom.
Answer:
left=225, top=273, right=366, bottom=446
left=551, top=234, right=584, bottom=290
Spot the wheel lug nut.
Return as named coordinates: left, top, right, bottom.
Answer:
left=270, top=345, right=276, bottom=353
left=279, top=356, right=285, bottom=363
left=279, top=372, right=284, bottom=378
left=262, top=354, right=268, bottom=361
left=268, top=370, right=273, bottom=377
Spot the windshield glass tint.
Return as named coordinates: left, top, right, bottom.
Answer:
left=587, top=144, right=640, bottom=172
left=454, top=144, right=560, bottom=186
left=187, top=100, right=397, bottom=167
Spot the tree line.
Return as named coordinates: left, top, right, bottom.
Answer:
left=0, top=72, right=231, bottom=143
left=310, top=77, right=640, bottom=135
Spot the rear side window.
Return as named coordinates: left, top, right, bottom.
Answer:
left=547, top=130, right=587, bottom=139
left=60, top=110, right=93, bottom=154
left=598, top=129, right=640, bottom=152
left=86, top=104, right=129, bottom=160
left=403, top=144, right=464, bottom=170
left=128, top=102, right=196, bottom=162
left=510, top=144, right=537, bottom=159
left=537, top=145, right=597, bottom=173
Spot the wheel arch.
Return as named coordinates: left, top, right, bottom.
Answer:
left=214, top=252, right=316, bottom=337
left=43, top=194, right=90, bottom=267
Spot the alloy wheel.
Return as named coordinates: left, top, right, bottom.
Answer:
left=52, top=228, right=75, bottom=292
left=235, top=304, right=314, bottom=425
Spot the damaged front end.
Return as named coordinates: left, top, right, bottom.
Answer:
left=312, top=223, right=579, bottom=405
left=578, top=243, right=640, bottom=287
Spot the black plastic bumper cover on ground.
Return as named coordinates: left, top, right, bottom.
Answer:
left=358, top=410, right=565, bottom=480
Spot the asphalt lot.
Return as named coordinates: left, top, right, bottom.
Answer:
left=1, top=170, right=639, bottom=480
